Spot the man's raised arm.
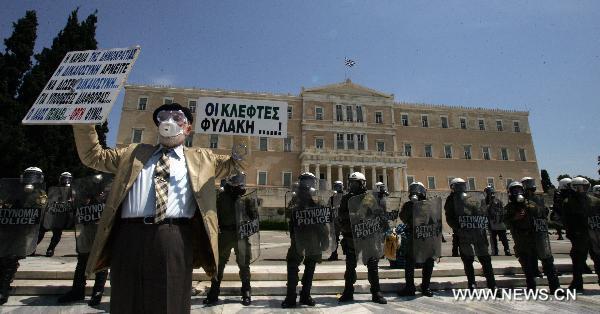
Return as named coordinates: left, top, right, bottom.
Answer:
left=72, top=125, right=129, bottom=174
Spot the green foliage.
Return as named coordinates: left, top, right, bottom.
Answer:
left=557, top=174, right=571, bottom=182
left=0, top=9, right=106, bottom=185
left=540, top=169, right=555, bottom=193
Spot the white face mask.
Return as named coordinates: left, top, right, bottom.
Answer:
left=158, top=118, right=183, bottom=137
left=460, top=192, right=468, bottom=200
left=516, top=195, right=525, bottom=203
left=410, top=194, right=419, bottom=202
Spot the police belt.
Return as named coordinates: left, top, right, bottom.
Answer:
left=120, top=217, right=191, bottom=225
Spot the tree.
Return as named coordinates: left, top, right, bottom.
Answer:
left=0, top=9, right=106, bottom=185
left=540, top=169, right=555, bottom=193
left=557, top=174, right=571, bottom=182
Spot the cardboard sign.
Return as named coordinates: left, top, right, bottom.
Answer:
left=196, top=97, right=288, bottom=138
left=22, top=46, right=141, bottom=124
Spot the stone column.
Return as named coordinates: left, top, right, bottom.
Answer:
left=349, top=166, right=354, bottom=174
left=315, top=164, right=321, bottom=189
left=402, top=167, right=408, bottom=190
left=326, top=164, right=332, bottom=190
left=371, top=166, right=377, bottom=189
left=382, top=167, right=388, bottom=188
left=393, top=167, right=400, bottom=192
left=360, top=165, right=366, bottom=176
left=338, top=165, right=344, bottom=182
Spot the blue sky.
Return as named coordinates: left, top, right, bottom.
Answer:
left=2, top=0, right=599, bottom=182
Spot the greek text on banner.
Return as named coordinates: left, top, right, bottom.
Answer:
left=195, top=97, right=288, bottom=138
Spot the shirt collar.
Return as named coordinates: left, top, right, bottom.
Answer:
left=153, top=145, right=184, bottom=160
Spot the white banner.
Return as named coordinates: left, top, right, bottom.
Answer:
left=22, top=46, right=141, bottom=124
left=195, top=97, right=288, bottom=138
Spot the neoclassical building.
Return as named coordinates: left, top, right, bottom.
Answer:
left=116, top=79, right=540, bottom=193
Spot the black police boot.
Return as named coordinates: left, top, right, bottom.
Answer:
left=241, top=280, right=251, bottom=306
left=327, top=251, right=339, bottom=261
left=420, top=259, right=434, bottom=297
left=398, top=258, right=416, bottom=296
left=203, top=278, right=221, bottom=305
left=299, top=262, right=316, bottom=306
left=462, top=257, right=477, bottom=290
left=337, top=283, right=354, bottom=302
left=367, top=260, right=387, bottom=304
left=281, top=265, right=298, bottom=308
left=542, top=258, right=561, bottom=294
left=58, top=254, right=88, bottom=303
left=88, top=269, right=108, bottom=306
left=46, top=230, right=62, bottom=257
left=371, top=291, right=387, bottom=304
left=479, top=256, right=497, bottom=290
left=0, top=257, right=19, bottom=305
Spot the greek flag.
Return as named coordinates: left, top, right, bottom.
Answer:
left=344, top=57, right=356, bottom=67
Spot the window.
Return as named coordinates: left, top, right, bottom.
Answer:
left=487, top=177, right=495, bottom=188
left=284, top=137, right=292, bottom=152
left=259, top=137, right=268, bottom=151
left=444, top=145, right=453, bottom=158
left=315, top=138, right=324, bottom=149
left=188, top=100, right=197, bottom=113
left=132, top=128, right=143, bottom=143
left=427, top=176, right=436, bottom=189
left=283, top=172, right=292, bottom=188
left=448, top=177, right=455, bottom=188
left=258, top=171, right=268, bottom=186
left=357, top=134, right=365, bottom=150
left=496, top=120, right=503, bottom=131
left=404, top=144, right=412, bottom=157
left=376, top=141, right=385, bottom=152
left=335, top=105, right=343, bottom=121
left=336, top=133, right=344, bottom=149
left=346, top=134, right=355, bottom=150
left=287, top=106, right=293, bottom=119
left=518, top=148, right=527, bottom=161
left=460, top=117, right=467, bottom=129
left=441, top=116, right=449, bottom=128
left=467, top=177, right=476, bottom=190
left=356, top=105, right=363, bottom=122
left=513, top=121, right=521, bottom=133
left=209, top=134, right=218, bottom=148
left=137, top=97, right=148, bottom=110
left=407, top=176, right=415, bottom=185
left=401, top=114, right=409, bottom=126
left=184, top=133, right=193, bottom=147
left=421, top=115, right=429, bottom=127
left=482, top=147, right=491, bottom=160
left=464, top=145, right=472, bottom=160
left=163, top=97, right=173, bottom=105
left=478, top=119, right=485, bottom=131
left=500, top=148, right=509, bottom=160
left=375, top=112, right=383, bottom=124
left=346, top=105, right=353, bottom=122
left=424, top=144, right=433, bottom=158
left=315, top=107, right=323, bottom=120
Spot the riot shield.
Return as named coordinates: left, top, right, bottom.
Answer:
left=487, top=199, right=507, bottom=231
left=412, top=197, right=443, bottom=263
left=43, top=186, right=74, bottom=230
left=291, top=192, right=336, bottom=258
left=0, top=178, right=46, bottom=257
left=384, top=197, right=402, bottom=229
left=587, top=195, right=600, bottom=255
left=330, top=192, right=343, bottom=224
left=453, top=192, right=490, bottom=257
left=349, top=193, right=387, bottom=264
left=72, top=174, right=113, bottom=254
left=529, top=197, right=553, bottom=259
left=236, top=190, right=261, bottom=264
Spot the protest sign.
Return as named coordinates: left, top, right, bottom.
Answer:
left=22, top=46, right=141, bottom=124
left=196, top=97, right=288, bottom=138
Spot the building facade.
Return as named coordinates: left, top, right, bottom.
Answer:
left=117, top=79, right=540, bottom=193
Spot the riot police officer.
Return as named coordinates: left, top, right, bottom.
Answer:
left=563, top=177, right=600, bottom=291
left=0, top=167, right=47, bottom=305
left=485, top=186, right=511, bottom=256
left=445, top=178, right=497, bottom=291
left=397, top=182, right=441, bottom=297
left=37, top=172, right=73, bottom=257
left=327, top=181, right=344, bottom=261
left=552, top=178, right=573, bottom=241
left=204, top=172, right=255, bottom=306
left=592, top=185, right=600, bottom=198
left=338, top=172, right=387, bottom=304
left=282, top=172, right=332, bottom=308
left=504, top=180, right=561, bottom=293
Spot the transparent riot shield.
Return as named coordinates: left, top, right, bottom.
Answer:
left=412, top=197, right=443, bottom=263
left=72, top=174, right=113, bottom=254
left=330, top=192, right=344, bottom=225
left=0, top=178, right=47, bottom=257
left=384, top=197, right=402, bottom=229
left=587, top=195, right=600, bottom=256
left=453, top=192, right=490, bottom=257
left=487, top=199, right=507, bottom=231
left=236, top=190, right=261, bottom=264
left=43, top=186, right=74, bottom=230
left=349, top=193, right=387, bottom=264
left=529, top=197, right=553, bottom=259
left=291, top=192, right=336, bottom=259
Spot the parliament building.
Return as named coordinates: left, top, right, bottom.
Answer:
left=116, top=79, right=540, bottom=195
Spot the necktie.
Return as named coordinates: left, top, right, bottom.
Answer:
left=154, top=148, right=170, bottom=223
